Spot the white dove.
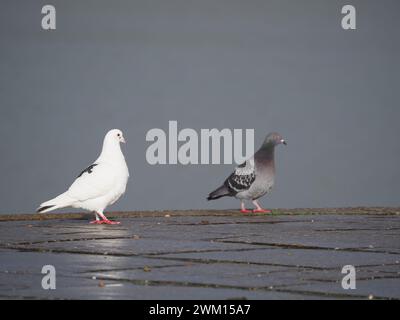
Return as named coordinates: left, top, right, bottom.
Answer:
left=37, top=129, right=129, bottom=225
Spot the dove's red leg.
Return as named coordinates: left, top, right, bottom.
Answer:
left=240, top=201, right=252, bottom=214
left=89, top=220, right=104, bottom=224
left=98, top=212, right=121, bottom=225
left=252, top=200, right=271, bottom=213
left=90, top=213, right=105, bottom=224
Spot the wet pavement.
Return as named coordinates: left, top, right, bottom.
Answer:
left=0, top=208, right=399, bottom=300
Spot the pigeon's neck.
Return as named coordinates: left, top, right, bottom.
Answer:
left=97, top=140, right=125, bottom=163
left=255, top=144, right=275, bottom=167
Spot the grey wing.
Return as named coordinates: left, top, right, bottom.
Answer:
left=224, top=159, right=256, bottom=194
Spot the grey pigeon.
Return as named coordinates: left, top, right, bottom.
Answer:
left=207, top=132, right=286, bottom=213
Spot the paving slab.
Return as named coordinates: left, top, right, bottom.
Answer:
left=160, top=248, right=399, bottom=269
left=0, top=208, right=399, bottom=299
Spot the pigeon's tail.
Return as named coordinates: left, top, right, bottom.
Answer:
left=207, top=185, right=231, bottom=201
left=37, top=193, right=74, bottom=213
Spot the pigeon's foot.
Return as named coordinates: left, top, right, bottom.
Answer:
left=89, top=220, right=105, bottom=224
left=252, top=209, right=271, bottom=213
left=102, top=219, right=121, bottom=225
left=240, top=209, right=252, bottom=214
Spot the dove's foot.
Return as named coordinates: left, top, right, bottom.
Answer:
left=253, top=209, right=271, bottom=213
left=102, top=219, right=121, bottom=225
left=89, top=220, right=105, bottom=224
left=240, top=209, right=252, bottom=214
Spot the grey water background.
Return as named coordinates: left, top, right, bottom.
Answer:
left=0, top=0, right=399, bottom=214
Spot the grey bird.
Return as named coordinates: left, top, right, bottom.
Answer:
left=207, top=132, right=286, bottom=213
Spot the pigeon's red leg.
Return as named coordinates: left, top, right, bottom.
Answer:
left=240, top=201, right=252, bottom=214
left=98, top=212, right=121, bottom=225
left=253, top=209, right=271, bottom=213
left=252, top=200, right=271, bottom=213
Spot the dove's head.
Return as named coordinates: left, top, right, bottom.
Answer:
left=105, top=129, right=126, bottom=144
left=262, top=132, right=287, bottom=148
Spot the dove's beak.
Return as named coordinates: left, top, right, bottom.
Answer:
left=281, top=139, right=287, bottom=145
left=121, top=136, right=126, bottom=144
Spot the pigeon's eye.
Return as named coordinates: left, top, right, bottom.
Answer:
left=117, top=134, right=121, bottom=137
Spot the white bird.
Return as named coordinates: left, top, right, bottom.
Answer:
left=37, top=129, right=129, bottom=225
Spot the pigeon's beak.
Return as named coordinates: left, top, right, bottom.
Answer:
left=121, top=136, right=126, bottom=144
left=281, top=139, right=287, bottom=145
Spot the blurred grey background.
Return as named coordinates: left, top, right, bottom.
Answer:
left=0, top=0, right=399, bottom=214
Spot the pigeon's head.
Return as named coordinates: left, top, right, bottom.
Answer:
left=263, top=132, right=287, bottom=147
left=106, top=129, right=126, bottom=144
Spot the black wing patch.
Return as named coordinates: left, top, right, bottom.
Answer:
left=224, top=161, right=255, bottom=193
left=77, top=164, right=98, bottom=178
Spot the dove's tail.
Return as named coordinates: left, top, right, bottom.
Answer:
left=207, top=185, right=231, bottom=201
left=37, top=192, right=74, bottom=213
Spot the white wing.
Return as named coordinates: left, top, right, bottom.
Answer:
left=66, top=162, right=117, bottom=202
